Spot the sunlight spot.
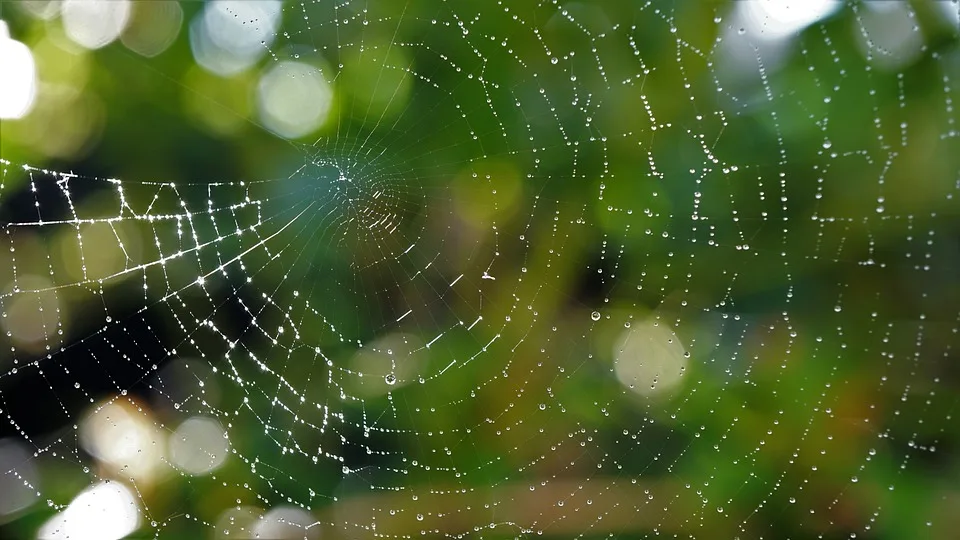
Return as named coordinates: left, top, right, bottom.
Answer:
left=190, top=0, right=281, bottom=76
left=0, top=21, right=37, bottom=119
left=935, top=1, right=960, bottom=27
left=854, top=1, right=925, bottom=71
left=252, top=507, right=319, bottom=540
left=37, top=481, right=140, bottom=540
left=169, top=416, right=229, bottom=475
left=257, top=60, right=333, bottom=139
left=613, top=319, right=688, bottom=398
left=739, top=0, right=841, bottom=41
left=79, top=400, right=165, bottom=483
left=61, top=0, right=131, bottom=50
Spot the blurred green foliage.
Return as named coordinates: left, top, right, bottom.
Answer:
left=0, top=1, right=959, bottom=539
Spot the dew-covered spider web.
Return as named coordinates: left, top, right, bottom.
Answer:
left=1, top=0, right=959, bottom=538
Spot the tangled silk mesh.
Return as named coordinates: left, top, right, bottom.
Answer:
left=1, top=1, right=959, bottom=538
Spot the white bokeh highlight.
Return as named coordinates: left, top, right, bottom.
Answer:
left=257, top=60, right=334, bottom=139
left=190, top=0, right=281, bottom=76
left=936, top=1, right=960, bottom=27
left=169, top=416, right=229, bottom=475
left=740, top=0, right=841, bottom=41
left=252, top=507, right=320, bottom=540
left=613, top=319, right=688, bottom=398
left=79, top=401, right=165, bottom=482
left=0, top=21, right=37, bottom=119
left=854, top=1, right=925, bottom=71
left=61, top=0, right=131, bottom=50
left=37, top=481, right=139, bottom=540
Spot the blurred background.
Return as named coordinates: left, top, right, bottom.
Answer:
left=0, top=1, right=959, bottom=538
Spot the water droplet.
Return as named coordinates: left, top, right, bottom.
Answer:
left=591, top=311, right=601, bottom=321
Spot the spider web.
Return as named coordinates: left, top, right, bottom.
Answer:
left=1, top=1, right=959, bottom=538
